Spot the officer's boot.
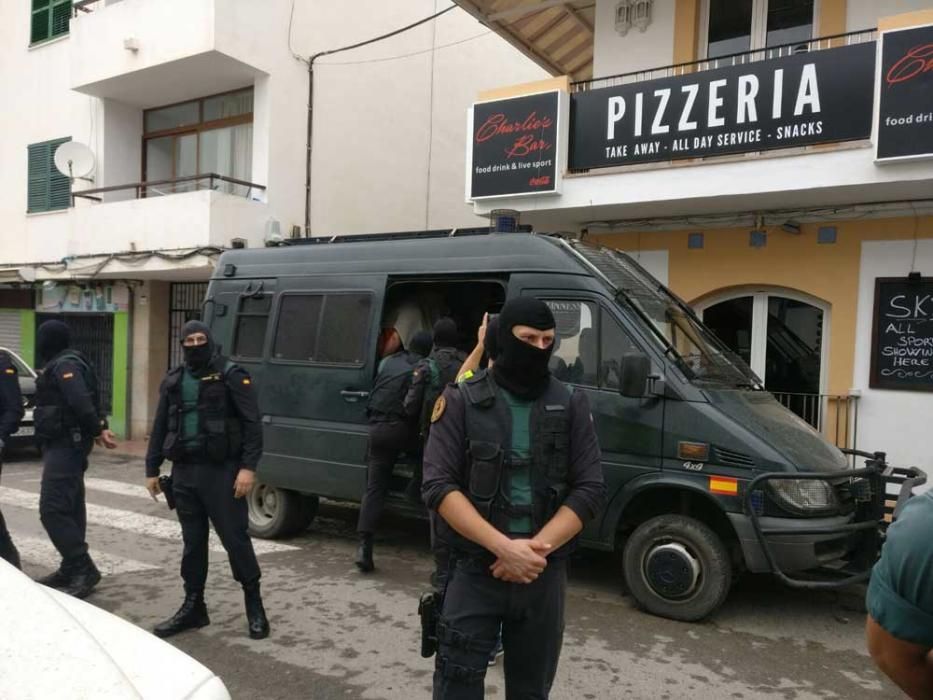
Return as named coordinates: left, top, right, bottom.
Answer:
left=61, top=556, right=101, bottom=599
left=243, top=581, right=270, bottom=640
left=355, top=532, right=374, bottom=573
left=36, top=562, right=72, bottom=589
left=153, top=591, right=210, bottom=638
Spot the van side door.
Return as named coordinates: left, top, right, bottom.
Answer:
left=520, top=290, right=665, bottom=544
left=258, top=274, right=386, bottom=500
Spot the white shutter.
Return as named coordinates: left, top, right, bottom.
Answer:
left=0, top=311, right=22, bottom=355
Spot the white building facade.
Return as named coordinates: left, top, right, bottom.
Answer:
left=0, top=0, right=545, bottom=437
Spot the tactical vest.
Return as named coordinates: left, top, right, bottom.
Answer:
left=418, top=347, right=464, bottom=436
left=367, top=351, right=419, bottom=422
left=34, top=352, right=100, bottom=443
left=436, top=371, right=573, bottom=557
left=161, top=358, right=242, bottom=464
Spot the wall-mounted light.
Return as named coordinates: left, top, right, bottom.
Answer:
left=614, top=0, right=632, bottom=36
left=780, top=220, right=801, bottom=234
left=631, top=0, right=653, bottom=33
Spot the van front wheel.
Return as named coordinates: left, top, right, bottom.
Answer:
left=622, top=515, right=731, bottom=622
left=247, top=484, right=316, bottom=539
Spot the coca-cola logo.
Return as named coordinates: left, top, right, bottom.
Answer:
left=886, top=43, right=933, bottom=86
left=475, top=111, right=554, bottom=160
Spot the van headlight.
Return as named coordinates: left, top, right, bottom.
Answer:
left=768, top=479, right=837, bottom=515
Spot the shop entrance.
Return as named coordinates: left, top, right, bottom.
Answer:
left=698, top=290, right=827, bottom=428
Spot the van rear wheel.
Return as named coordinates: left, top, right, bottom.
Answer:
left=247, top=484, right=316, bottom=539
left=622, top=514, right=731, bottom=622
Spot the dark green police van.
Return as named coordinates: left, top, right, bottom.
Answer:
left=204, top=229, right=924, bottom=621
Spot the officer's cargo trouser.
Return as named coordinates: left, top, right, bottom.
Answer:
left=357, top=420, right=412, bottom=534
left=172, top=461, right=261, bottom=592
left=39, top=446, right=91, bottom=570
left=434, top=556, right=567, bottom=700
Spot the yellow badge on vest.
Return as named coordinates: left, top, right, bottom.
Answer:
left=431, top=395, right=446, bottom=423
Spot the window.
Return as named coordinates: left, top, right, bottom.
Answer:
left=272, top=293, right=373, bottom=365
left=543, top=300, right=640, bottom=390
left=31, top=0, right=71, bottom=45
left=27, top=138, right=72, bottom=213
left=233, top=294, right=271, bottom=359
left=703, top=0, right=814, bottom=59
left=599, top=308, right=638, bottom=390
left=143, top=88, right=254, bottom=195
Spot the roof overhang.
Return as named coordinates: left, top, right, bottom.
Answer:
left=453, top=0, right=595, bottom=81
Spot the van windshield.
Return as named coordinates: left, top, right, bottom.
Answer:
left=571, top=241, right=760, bottom=388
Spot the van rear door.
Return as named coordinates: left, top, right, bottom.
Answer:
left=258, top=274, right=386, bottom=500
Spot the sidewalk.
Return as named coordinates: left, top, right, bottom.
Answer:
left=109, top=439, right=149, bottom=461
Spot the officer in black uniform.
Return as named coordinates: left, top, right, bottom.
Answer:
left=34, top=320, right=117, bottom=598
left=422, top=298, right=605, bottom=699
left=0, top=350, right=25, bottom=568
left=355, top=328, right=433, bottom=572
left=403, top=317, right=466, bottom=500
left=145, top=320, right=269, bottom=640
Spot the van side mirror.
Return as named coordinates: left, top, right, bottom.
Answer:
left=619, top=352, right=650, bottom=398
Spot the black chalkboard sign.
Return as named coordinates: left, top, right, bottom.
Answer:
left=870, top=277, right=933, bottom=391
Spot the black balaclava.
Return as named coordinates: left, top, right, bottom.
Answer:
left=180, top=320, right=215, bottom=371
left=484, top=315, right=500, bottom=362
left=432, top=317, right=459, bottom=349
left=493, top=298, right=555, bottom=399
left=37, top=320, right=71, bottom=364
left=409, top=330, right=433, bottom=359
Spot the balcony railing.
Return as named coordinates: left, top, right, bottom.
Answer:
left=571, top=29, right=877, bottom=93
left=771, top=391, right=860, bottom=456
left=72, top=173, right=266, bottom=204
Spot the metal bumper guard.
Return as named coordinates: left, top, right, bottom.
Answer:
left=743, top=450, right=927, bottom=589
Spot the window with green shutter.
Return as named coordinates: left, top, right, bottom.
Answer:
left=31, top=0, right=72, bottom=45
left=28, top=138, right=72, bottom=213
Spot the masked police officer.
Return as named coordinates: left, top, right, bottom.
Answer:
left=34, top=320, right=117, bottom=597
left=422, top=298, right=605, bottom=699
left=403, top=318, right=466, bottom=500
left=0, top=349, right=25, bottom=568
left=355, top=328, right=433, bottom=573
left=145, top=320, right=269, bottom=640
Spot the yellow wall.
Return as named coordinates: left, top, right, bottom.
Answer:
left=592, top=215, right=933, bottom=401
left=818, top=0, right=847, bottom=37
left=673, top=0, right=700, bottom=64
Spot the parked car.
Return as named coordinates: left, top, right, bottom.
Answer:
left=205, top=229, right=925, bottom=621
left=0, top=346, right=35, bottom=446
left=0, top=560, right=231, bottom=700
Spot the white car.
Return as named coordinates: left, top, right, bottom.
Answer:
left=0, top=560, right=231, bottom=700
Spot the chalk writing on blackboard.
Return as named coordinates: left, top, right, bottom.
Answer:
left=870, top=278, right=933, bottom=391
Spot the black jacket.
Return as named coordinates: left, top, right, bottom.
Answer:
left=145, top=356, right=262, bottom=477
left=0, top=352, right=24, bottom=442
left=34, top=350, right=106, bottom=444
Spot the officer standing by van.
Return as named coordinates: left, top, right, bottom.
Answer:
left=145, top=320, right=269, bottom=640
left=422, top=298, right=605, bottom=698
left=355, top=328, right=433, bottom=572
left=403, top=318, right=466, bottom=499
left=0, top=349, right=25, bottom=568
left=34, top=320, right=117, bottom=598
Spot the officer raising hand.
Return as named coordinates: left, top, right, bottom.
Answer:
left=422, top=298, right=606, bottom=699
left=145, top=320, right=269, bottom=640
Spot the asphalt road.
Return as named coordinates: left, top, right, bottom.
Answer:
left=0, top=450, right=904, bottom=699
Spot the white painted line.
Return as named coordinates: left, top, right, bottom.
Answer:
left=14, top=534, right=159, bottom=575
left=85, top=477, right=153, bottom=500
left=0, top=487, right=297, bottom=555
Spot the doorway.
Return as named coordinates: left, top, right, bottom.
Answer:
left=698, top=289, right=828, bottom=427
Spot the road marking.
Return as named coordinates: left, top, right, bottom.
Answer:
left=85, top=477, right=154, bottom=500
left=13, top=534, right=159, bottom=575
left=0, top=486, right=297, bottom=555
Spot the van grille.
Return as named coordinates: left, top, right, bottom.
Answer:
left=714, top=447, right=756, bottom=468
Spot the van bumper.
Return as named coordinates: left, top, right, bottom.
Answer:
left=727, top=513, right=858, bottom=574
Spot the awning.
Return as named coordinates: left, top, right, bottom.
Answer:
left=454, top=0, right=594, bottom=80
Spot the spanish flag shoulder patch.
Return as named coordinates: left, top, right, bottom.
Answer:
left=431, top=395, right=446, bottom=423
left=4, top=368, right=14, bottom=375
left=242, top=378, right=251, bottom=385
left=62, top=372, right=75, bottom=380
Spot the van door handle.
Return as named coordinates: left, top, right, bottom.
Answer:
left=340, top=390, right=370, bottom=402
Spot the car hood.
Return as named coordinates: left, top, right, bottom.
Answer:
left=705, top=389, right=849, bottom=472
left=0, top=561, right=230, bottom=700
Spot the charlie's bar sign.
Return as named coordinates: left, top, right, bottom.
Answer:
left=569, top=42, right=876, bottom=169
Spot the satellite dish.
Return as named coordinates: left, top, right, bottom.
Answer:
left=54, top=141, right=96, bottom=182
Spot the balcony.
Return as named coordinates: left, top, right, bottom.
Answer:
left=69, top=0, right=269, bottom=108
left=67, top=174, right=269, bottom=261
